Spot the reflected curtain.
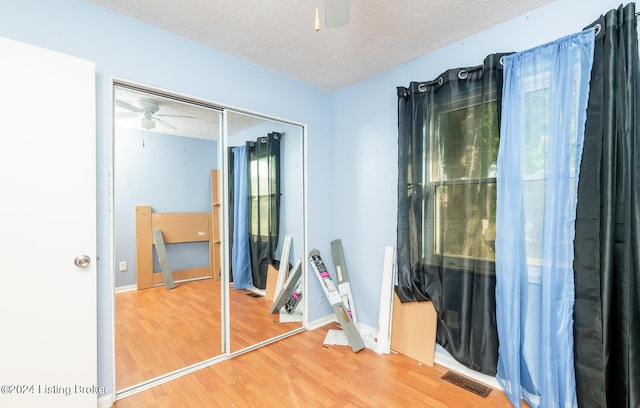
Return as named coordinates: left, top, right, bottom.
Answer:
left=230, top=145, right=252, bottom=289
left=396, top=54, right=507, bottom=375
left=247, top=132, right=281, bottom=289
left=574, top=4, right=640, bottom=407
left=495, top=29, right=595, bottom=408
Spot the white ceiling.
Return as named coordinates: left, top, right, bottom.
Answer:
left=89, top=0, right=555, bottom=92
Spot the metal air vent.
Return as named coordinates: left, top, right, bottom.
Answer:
left=441, top=371, right=492, bottom=398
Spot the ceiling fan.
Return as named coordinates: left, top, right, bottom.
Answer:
left=115, top=97, right=195, bottom=130
left=316, top=0, right=350, bottom=31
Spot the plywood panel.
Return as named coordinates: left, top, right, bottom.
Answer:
left=264, top=264, right=280, bottom=302
left=136, top=205, right=154, bottom=290
left=151, top=212, right=210, bottom=243
left=210, top=169, right=221, bottom=280
left=137, top=206, right=214, bottom=290
left=390, top=292, right=437, bottom=366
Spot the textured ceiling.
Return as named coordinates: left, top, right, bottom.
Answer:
left=88, top=0, right=555, bottom=92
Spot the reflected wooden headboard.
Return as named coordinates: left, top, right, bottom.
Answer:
left=135, top=206, right=216, bottom=289
left=135, top=170, right=221, bottom=290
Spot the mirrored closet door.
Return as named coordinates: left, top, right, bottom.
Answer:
left=224, top=110, right=305, bottom=353
left=112, top=82, right=307, bottom=394
left=112, top=83, right=224, bottom=392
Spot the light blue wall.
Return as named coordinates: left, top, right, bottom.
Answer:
left=0, top=0, right=333, bottom=396
left=114, top=128, right=218, bottom=288
left=330, top=0, right=633, bottom=335
left=1, top=0, right=632, bottom=396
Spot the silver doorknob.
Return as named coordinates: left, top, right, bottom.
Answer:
left=74, top=255, right=91, bottom=268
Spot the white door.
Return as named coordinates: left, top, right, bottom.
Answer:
left=0, top=37, right=97, bottom=407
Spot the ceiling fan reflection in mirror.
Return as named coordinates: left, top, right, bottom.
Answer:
left=116, top=98, right=195, bottom=130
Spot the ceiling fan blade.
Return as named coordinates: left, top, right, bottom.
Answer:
left=152, top=116, right=177, bottom=130
left=116, top=112, right=138, bottom=119
left=155, top=114, right=198, bottom=119
left=325, top=0, right=350, bottom=28
left=115, top=99, right=142, bottom=113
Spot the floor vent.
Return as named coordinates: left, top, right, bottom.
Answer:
left=441, top=371, right=492, bottom=398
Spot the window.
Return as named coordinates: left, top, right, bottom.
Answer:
left=426, top=93, right=499, bottom=270
left=518, top=73, right=582, bottom=274
left=249, top=153, right=274, bottom=237
left=246, top=133, right=281, bottom=243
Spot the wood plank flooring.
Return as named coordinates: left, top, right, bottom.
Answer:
left=115, top=279, right=223, bottom=390
left=115, top=278, right=302, bottom=391
left=116, top=279, right=520, bottom=407
left=113, top=322, right=517, bottom=408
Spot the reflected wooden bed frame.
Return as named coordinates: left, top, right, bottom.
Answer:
left=135, top=169, right=221, bottom=290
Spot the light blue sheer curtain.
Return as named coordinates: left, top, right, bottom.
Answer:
left=231, top=145, right=252, bottom=289
left=495, top=29, right=594, bottom=408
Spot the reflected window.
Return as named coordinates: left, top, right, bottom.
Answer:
left=247, top=133, right=281, bottom=239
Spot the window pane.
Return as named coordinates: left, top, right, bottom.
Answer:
left=259, top=196, right=269, bottom=237
left=522, top=179, right=545, bottom=263
left=523, top=88, right=549, bottom=177
left=431, top=102, right=499, bottom=182
left=434, top=182, right=496, bottom=261
left=258, top=157, right=269, bottom=196
left=250, top=196, right=259, bottom=233
left=249, top=160, right=259, bottom=196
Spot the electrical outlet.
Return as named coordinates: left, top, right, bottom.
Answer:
left=319, top=294, right=326, bottom=304
left=119, top=261, right=127, bottom=272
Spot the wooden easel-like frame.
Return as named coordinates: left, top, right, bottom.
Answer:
left=135, top=169, right=221, bottom=290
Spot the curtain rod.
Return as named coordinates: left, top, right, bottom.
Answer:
left=458, top=64, right=483, bottom=79
left=417, top=63, right=487, bottom=90
left=591, top=11, right=640, bottom=36
left=418, top=11, right=640, bottom=92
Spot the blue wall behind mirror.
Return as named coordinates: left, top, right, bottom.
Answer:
left=114, top=128, right=218, bottom=288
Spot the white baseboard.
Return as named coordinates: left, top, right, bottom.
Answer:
left=356, top=322, right=377, bottom=338
left=115, top=276, right=212, bottom=293
left=98, top=393, right=114, bottom=408
left=356, top=322, right=380, bottom=352
left=114, top=284, right=136, bottom=293
left=306, top=313, right=336, bottom=330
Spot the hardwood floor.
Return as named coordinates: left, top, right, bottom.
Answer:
left=113, top=322, right=516, bottom=408
left=228, top=284, right=302, bottom=352
left=115, top=280, right=518, bottom=407
left=115, top=278, right=303, bottom=390
left=115, top=279, right=223, bottom=390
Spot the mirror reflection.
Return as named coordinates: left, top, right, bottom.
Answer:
left=225, top=110, right=305, bottom=352
left=112, top=84, right=306, bottom=392
left=113, top=84, right=223, bottom=391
